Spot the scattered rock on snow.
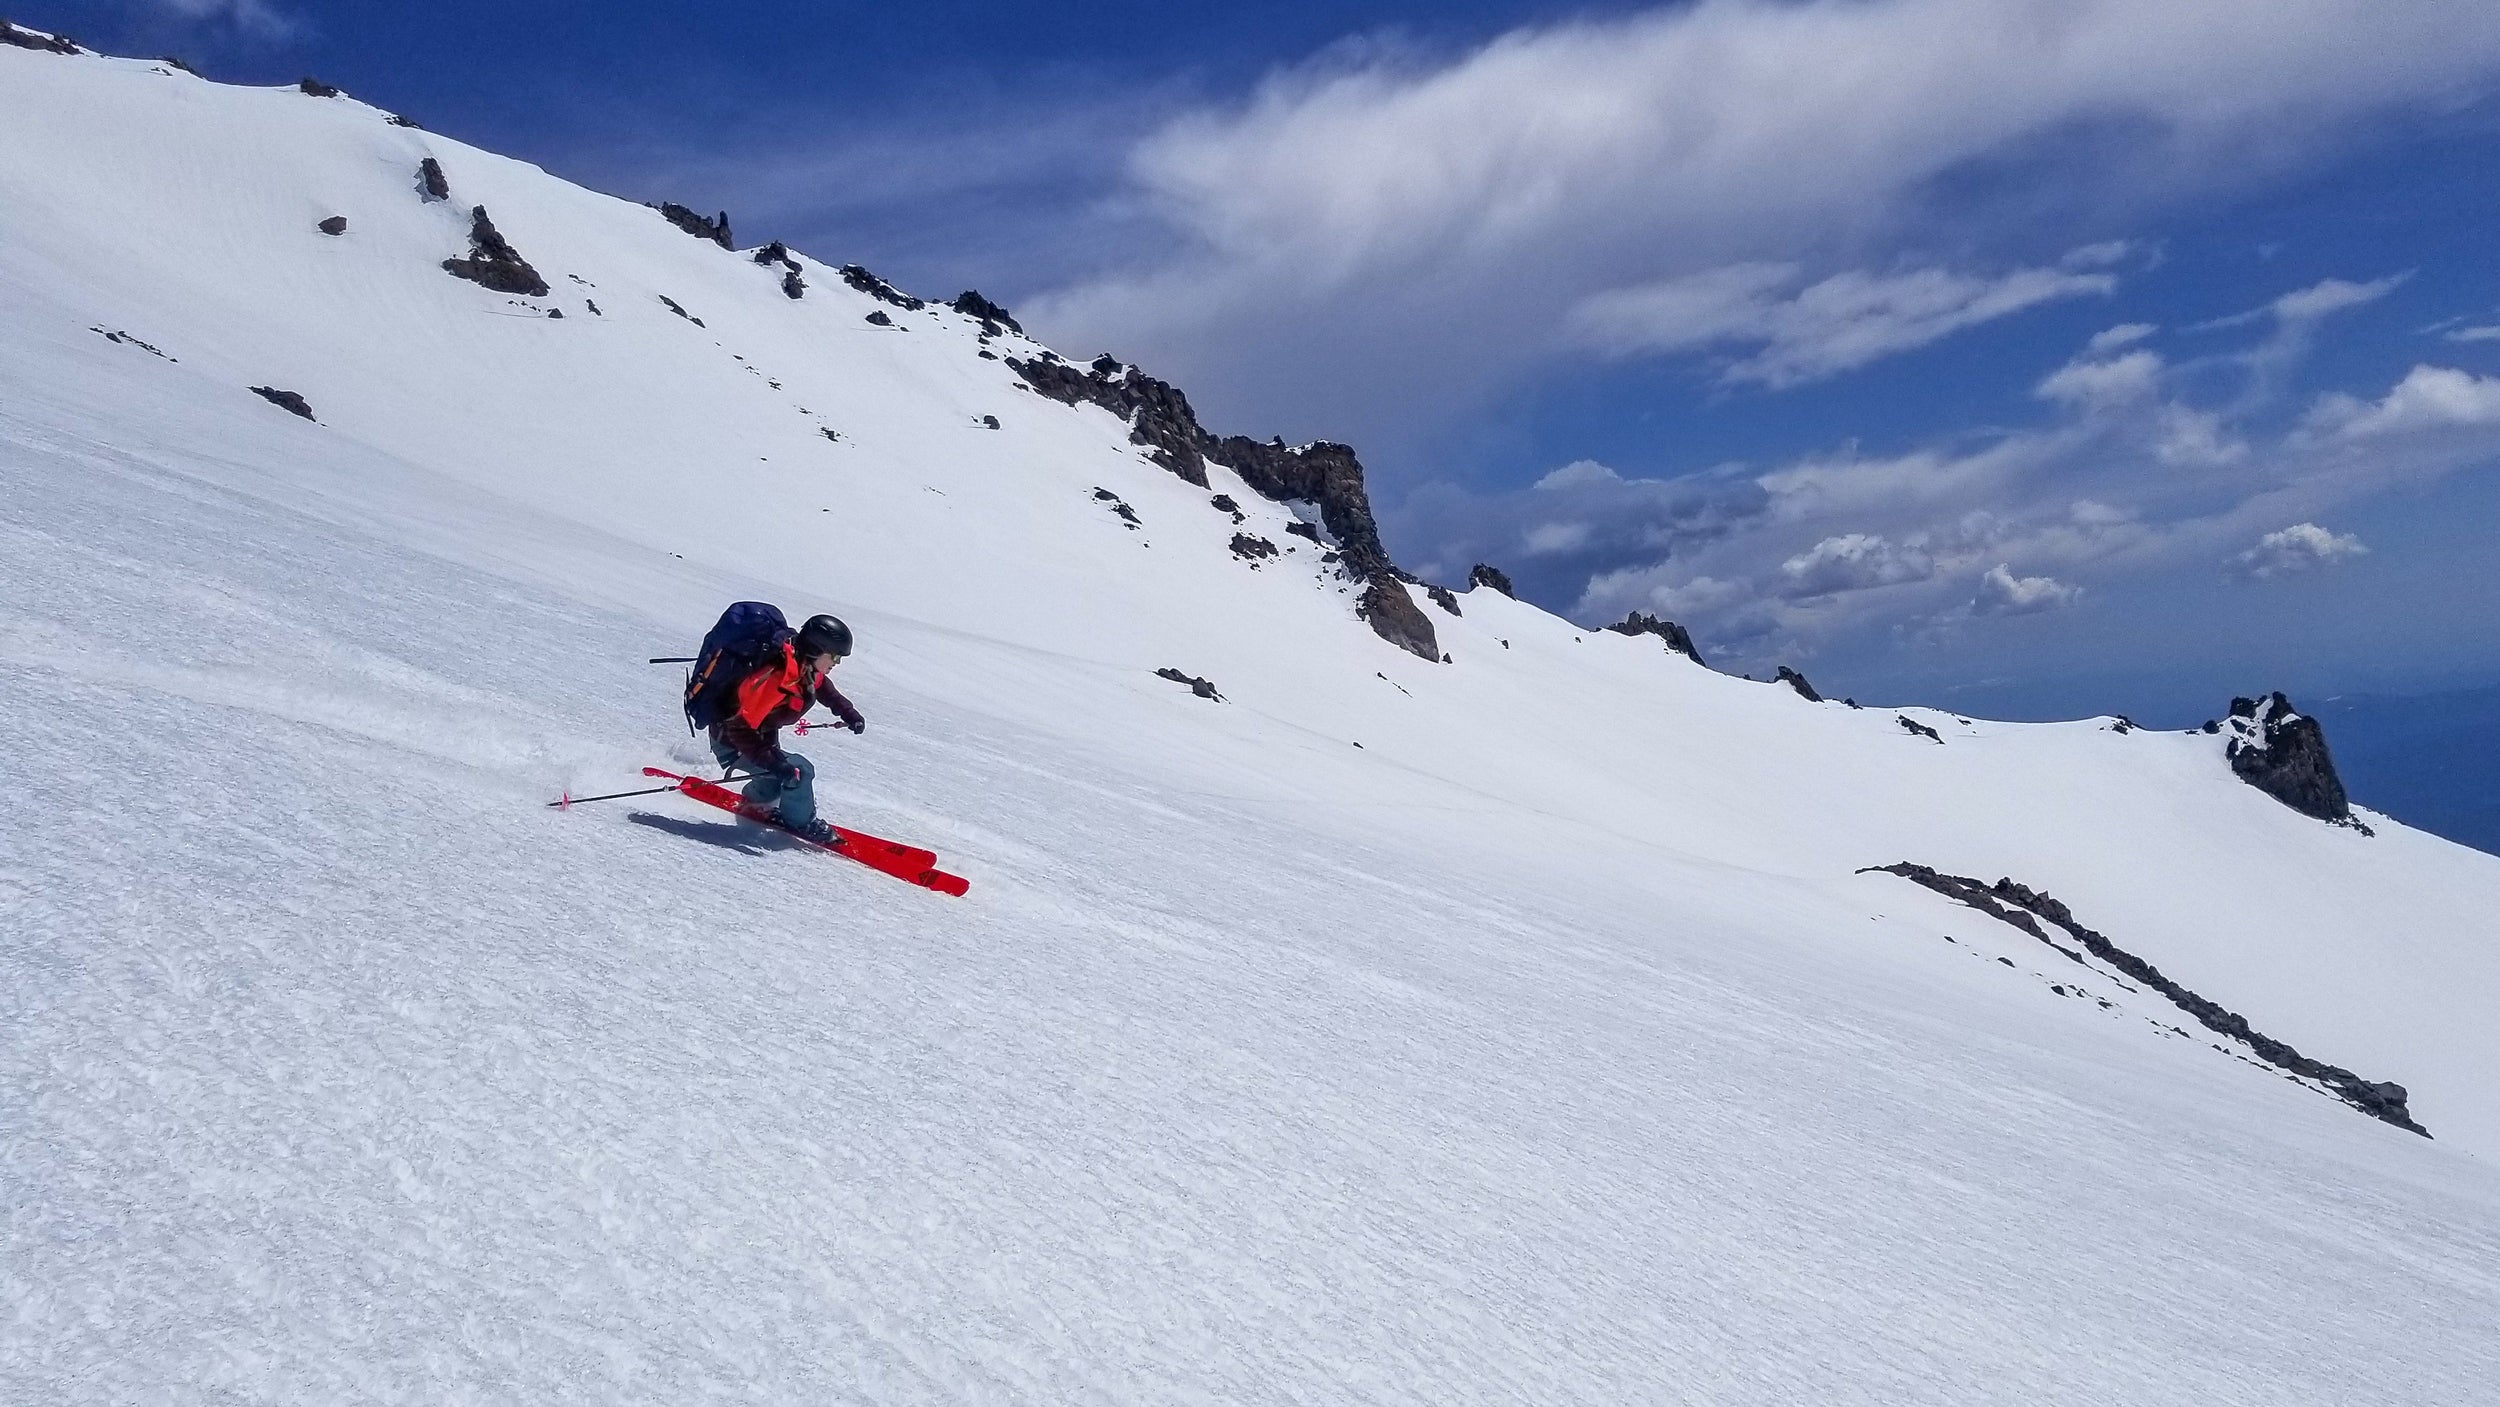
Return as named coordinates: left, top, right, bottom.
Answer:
left=297, top=76, right=342, bottom=98
left=416, top=157, right=449, bottom=202
left=90, top=327, right=175, bottom=360
left=839, top=264, right=925, bottom=310
left=1208, top=493, right=1244, bottom=523
left=950, top=289, right=1022, bottom=335
left=1863, top=863, right=2425, bottom=1134
left=386, top=113, right=424, bottom=129
left=2, top=20, right=81, bottom=53
left=657, top=294, right=704, bottom=327
left=1605, top=612, right=1703, bottom=664
left=440, top=205, right=549, bottom=297
left=656, top=203, right=732, bottom=249
left=1091, top=488, right=1141, bottom=529
left=1898, top=715, right=1943, bottom=743
left=317, top=215, right=347, bottom=235
left=249, top=386, right=316, bottom=420
left=1154, top=668, right=1224, bottom=701
left=1230, top=533, right=1278, bottom=563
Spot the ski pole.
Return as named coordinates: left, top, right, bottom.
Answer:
left=649, top=656, right=696, bottom=664
left=548, top=774, right=751, bottom=809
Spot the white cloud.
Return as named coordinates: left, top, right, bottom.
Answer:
left=1573, top=260, right=2116, bottom=388
left=144, top=0, right=296, bottom=39
left=2315, top=365, right=2500, bottom=438
left=1974, top=564, right=2083, bottom=614
left=1534, top=459, right=1624, bottom=490
left=1523, top=521, right=1595, bottom=555
left=1028, top=0, right=2500, bottom=436
left=2230, top=523, right=2368, bottom=578
left=2087, top=323, right=2159, bottom=354
left=2446, top=325, right=2500, bottom=343
left=1779, top=534, right=1936, bottom=597
left=2037, top=348, right=2163, bottom=408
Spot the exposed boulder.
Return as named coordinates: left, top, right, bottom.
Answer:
left=980, top=414, right=1000, bottom=430
left=1606, top=612, right=1703, bottom=664
left=1283, top=521, right=1321, bottom=543
left=417, top=157, right=450, bottom=202
left=1230, top=533, right=1278, bottom=563
left=249, top=386, right=315, bottom=420
left=297, top=76, right=341, bottom=98
left=657, top=203, right=732, bottom=249
left=1776, top=666, right=1822, bottom=702
left=1358, top=581, right=1440, bottom=663
left=440, top=206, right=548, bottom=297
left=1426, top=584, right=1461, bottom=616
left=864, top=310, right=892, bottom=327
left=317, top=215, right=347, bottom=236
left=1898, top=715, right=1943, bottom=743
left=950, top=290, right=1023, bottom=335
left=2217, top=692, right=2353, bottom=823
left=1154, top=668, right=1224, bottom=701
left=839, top=264, right=925, bottom=311
left=1469, top=563, right=1516, bottom=597
left=2, top=21, right=81, bottom=53
left=1208, top=493, right=1243, bottom=523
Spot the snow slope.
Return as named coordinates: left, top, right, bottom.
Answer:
left=5, top=43, right=2499, bottom=1404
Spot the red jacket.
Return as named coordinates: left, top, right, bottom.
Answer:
left=711, top=642, right=861, bottom=768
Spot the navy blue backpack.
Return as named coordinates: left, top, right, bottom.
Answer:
left=683, top=602, right=792, bottom=732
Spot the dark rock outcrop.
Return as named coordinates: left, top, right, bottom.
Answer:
left=657, top=294, right=703, bottom=326
left=91, top=327, right=174, bottom=360
left=1864, top=863, right=2426, bottom=1135
left=1469, top=563, right=1516, bottom=597
left=2217, top=692, right=2353, bottom=823
left=1898, top=715, right=1943, bottom=743
left=387, top=113, right=423, bottom=129
left=249, top=386, right=315, bottom=420
left=1004, top=352, right=1427, bottom=657
left=1606, top=612, right=1703, bottom=663
left=1776, top=665, right=1823, bottom=702
left=657, top=203, right=732, bottom=249
left=3, top=21, right=80, bottom=53
left=440, top=206, right=548, bottom=297
left=980, top=414, right=1000, bottom=430
left=1358, top=581, right=1440, bottom=662
left=751, top=242, right=806, bottom=298
left=951, top=290, right=1022, bottom=335
left=1426, top=584, right=1461, bottom=616
left=1091, top=488, right=1140, bottom=529
left=1230, top=533, right=1278, bottom=563
left=1209, top=493, right=1243, bottom=522
left=864, top=310, right=892, bottom=327
left=1154, top=668, right=1223, bottom=701
left=1283, top=521, right=1321, bottom=543
left=157, top=54, right=198, bottom=74
left=417, top=157, right=450, bottom=202
left=297, top=76, right=341, bottom=97
left=839, top=265, right=924, bottom=311
left=317, top=215, right=347, bottom=236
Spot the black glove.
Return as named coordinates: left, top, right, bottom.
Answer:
left=775, top=761, right=806, bottom=790
left=845, top=715, right=866, bottom=735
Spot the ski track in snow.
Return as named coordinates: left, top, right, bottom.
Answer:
left=4, top=45, right=2500, bottom=1405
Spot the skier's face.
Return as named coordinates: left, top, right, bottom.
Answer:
left=809, top=652, right=838, bottom=679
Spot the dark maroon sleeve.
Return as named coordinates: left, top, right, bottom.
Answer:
left=815, top=680, right=864, bottom=728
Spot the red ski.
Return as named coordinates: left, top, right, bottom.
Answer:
left=642, top=768, right=970, bottom=897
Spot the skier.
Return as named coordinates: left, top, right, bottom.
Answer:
left=708, top=612, right=864, bottom=844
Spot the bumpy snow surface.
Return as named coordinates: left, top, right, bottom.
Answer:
left=6, top=48, right=2500, bottom=1405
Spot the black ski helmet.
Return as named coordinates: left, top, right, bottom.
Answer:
left=795, top=613, right=853, bottom=661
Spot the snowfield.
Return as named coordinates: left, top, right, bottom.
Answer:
left=6, top=42, right=2500, bottom=1404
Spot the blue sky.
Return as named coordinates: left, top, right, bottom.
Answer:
left=36, top=0, right=2500, bottom=722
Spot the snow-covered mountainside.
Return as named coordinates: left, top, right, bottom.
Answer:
left=7, top=36, right=2500, bottom=1404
